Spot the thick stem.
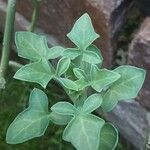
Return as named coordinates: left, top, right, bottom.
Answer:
left=0, top=0, right=16, bottom=78
left=29, top=0, right=40, bottom=32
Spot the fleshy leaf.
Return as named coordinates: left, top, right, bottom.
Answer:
left=50, top=112, right=73, bottom=125
left=56, top=78, right=78, bottom=91
left=56, top=58, right=71, bottom=76
left=101, top=65, right=146, bottom=112
left=15, top=32, right=49, bottom=61
left=62, top=48, right=81, bottom=60
left=63, top=114, right=105, bottom=150
left=91, top=66, right=121, bottom=92
left=99, top=123, right=118, bottom=150
left=6, top=88, right=50, bottom=144
left=67, top=13, right=99, bottom=50
left=14, top=59, right=54, bottom=88
left=47, top=46, right=65, bottom=59
left=82, top=50, right=102, bottom=64
left=82, top=94, right=102, bottom=113
left=51, top=102, right=76, bottom=115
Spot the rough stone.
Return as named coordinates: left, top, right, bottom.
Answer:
left=5, top=0, right=131, bottom=67
left=102, top=101, right=150, bottom=149
left=128, top=17, right=150, bottom=110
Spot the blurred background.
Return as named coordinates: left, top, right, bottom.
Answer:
left=0, top=0, right=150, bottom=149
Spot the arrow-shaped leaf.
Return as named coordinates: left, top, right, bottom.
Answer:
left=14, top=59, right=54, bottom=88
left=6, top=88, right=50, bottom=144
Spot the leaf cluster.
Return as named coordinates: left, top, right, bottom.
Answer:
left=6, top=13, right=146, bottom=150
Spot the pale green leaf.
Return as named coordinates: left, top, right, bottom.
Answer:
left=82, top=94, right=102, bottom=113
left=91, top=67, right=121, bottom=92
left=101, top=65, right=146, bottom=112
left=56, top=58, right=71, bottom=76
left=75, top=77, right=89, bottom=91
left=67, top=13, right=99, bottom=50
left=101, top=90, right=118, bottom=112
left=99, top=123, right=118, bottom=150
left=56, top=78, right=78, bottom=91
left=63, top=114, right=105, bottom=150
left=82, top=50, right=102, bottom=64
left=73, top=68, right=85, bottom=79
left=87, top=44, right=103, bottom=63
left=14, top=59, right=54, bottom=88
left=50, top=112, right=73, bottom=125
left=47, top=46, right=65, bottom=59
left=112, top=65, right=146, bottom=100
left=51, top=102, right=76, bottom=115
left=62, top=48, right=81, bottom=60
left=15, top=32, right=49, bottom=61
left=6, top=88, right=50, bottom=144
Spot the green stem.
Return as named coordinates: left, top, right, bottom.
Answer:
left=29, top=0, right=41, bottom=32
left=0, top=0, right=16, bottom=78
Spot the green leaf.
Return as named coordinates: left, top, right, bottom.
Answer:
left=91, top=66, right=121, bottom=92
left=62, top=48, right=81, bottom=60
left=101, top=90, right=118, bottom=112
left=82, top=94, right=102, bottom=113
left=73, top=68, right=85, bottom=79
left=14, top=59, right=54, bottom=88
left=56, top=78, right=78, bottom=91
left=113, top=65, right=146, bottom=100
left=82, top=50, right=102, bottom=64
left=51, top=102, right=76, bottom=115
left=67, top=13, right=99, bottom=50
left=87, top=44, right=103, bottom=63
left=99, top=123, right=118, bottom=150
left=47, top=46, right=65, bottom=59
left=56, top=58, right=71, bottom=76
left=75, top=77, right=89, bottom=91
left=50, top=112, right=73, bottom=125
left=15, top=32, right=49, bottom=61
left=63, top=114, right=105, bottom=150
left=101, top=65, right=146, bottom=112
left=6, top=88, right=50, bottom=144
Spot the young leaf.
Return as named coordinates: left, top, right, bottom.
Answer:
left=62, top=48, right=81, bottom=60
left=50, top=112, right=73, bottom=125
left=73, top=68, right=85, bottom=79
left=63, top=114, right=105, bottom=150
left=15, top=32, right=49, bottom=61
left=47, top=46, right=65, bottom=59
left=14, top=59, right=54, bottom=88
left=101, top=65, right=146, bottom=112
left=75, top=77, right=89, bottom=91
left=51, top=102, right=76, bottom=115
left=101, top=90, right=118, bottom=112
left=56, top=78, right=78, bottom=91
left=67, top=13, right=99, bottom=50
left=56, top=58, right=71, bottom=76
left=87, top=44, right=103, bottom=63
left=82, top=50, right=102, bottom=64
left=6, top=88, right=50, bottom=144
left=99, top=123, right=118, bottom=150
left=91, top=67, right=121, bottom=92
left=82, top=94, right=102, bottom=113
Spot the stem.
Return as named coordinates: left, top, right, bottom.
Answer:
left=9, top=60, right=23, bottom=71
left=29, top=0, right=41, bottom=32
left=0, top=0, right=16, bottom=78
